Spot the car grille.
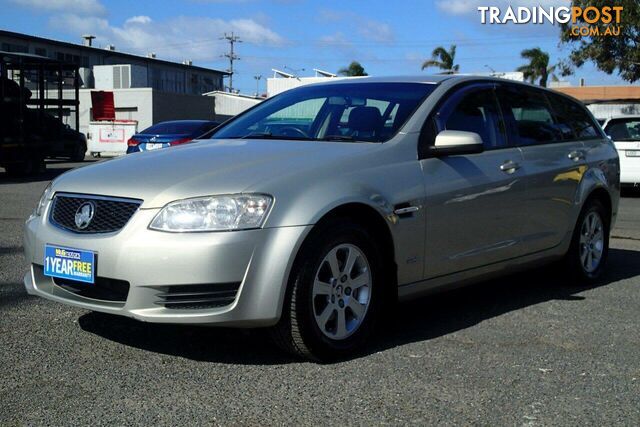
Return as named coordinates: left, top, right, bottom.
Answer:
left=155, top=283, right=241, bottom=310
left=53, top=276, right=130, bottom=302
left=50, top=193, right=142, bottom=234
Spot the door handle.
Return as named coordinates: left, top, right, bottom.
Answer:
left=568, top=150, right=585, bottom=162
left=500, top=160, right=520, bottom=174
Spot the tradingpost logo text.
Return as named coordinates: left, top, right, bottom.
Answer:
left=478, top=5, right=623, bottom=37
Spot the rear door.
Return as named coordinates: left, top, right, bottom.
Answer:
left=420, top=83, right=529, bottom=279
left=497, top=85, right=587, bottom=254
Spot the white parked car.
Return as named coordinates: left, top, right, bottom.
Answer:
left=603, top=116, right=640, bottom=186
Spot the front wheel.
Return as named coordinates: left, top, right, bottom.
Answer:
left=564, top=199, right=610, bottom=284
left=271, top=219, right=385, bottom=361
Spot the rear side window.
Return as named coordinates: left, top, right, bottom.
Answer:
left=498, top=87, right=563, bottom=146
left=434, top=86, right=507, bottom=150
left=605, top=118, right=640, bottom=141
left=547, top=93, right=600, bottom=141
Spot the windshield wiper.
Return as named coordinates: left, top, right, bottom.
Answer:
left=241, top=132, right=275, bottom=139
left=319, top=135, right=357, bottom=142
left=240, top=132, right=313, bottom=140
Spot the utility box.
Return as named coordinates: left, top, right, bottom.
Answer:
left=94, top=64, right=148, bottom=90
left=87, top=120, right=138, bottom=157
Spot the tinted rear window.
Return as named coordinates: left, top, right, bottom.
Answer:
left=547, top=93, right=600, bottom=141
left=605, top=118, right=640, bottom=141
left=141, top=122, right=212, bottom=135
left=499, top=87, right=563, bottom=146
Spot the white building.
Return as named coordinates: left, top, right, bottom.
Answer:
left=1, top=29, right=229, bottom=139
left=267, top=69, right=353, bottom=97
left=203, top=91, right=264, bottom=122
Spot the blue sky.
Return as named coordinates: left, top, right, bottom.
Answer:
left=0, top=0, right=628, bottom=94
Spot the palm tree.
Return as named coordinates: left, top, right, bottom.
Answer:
left=516, top=48, right=558, bottom=87
left=338, top=61, right=368, bottom=77
left=421, top=45, right=459, bottom=74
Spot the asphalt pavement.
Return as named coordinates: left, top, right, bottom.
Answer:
left=1, top=160, right=639, bottom=425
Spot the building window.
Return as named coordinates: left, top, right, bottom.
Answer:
left=34, top=47, right=47, bottom=56
left=2, top=42, right=28, bottom=53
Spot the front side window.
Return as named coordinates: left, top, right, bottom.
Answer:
left=604, top=118, right=640, bottom=142
left=499, top=87, right=563, bottom=146
left=433, top=86, right=507, bottom=150
left=212, top=82, right=436, bottom=143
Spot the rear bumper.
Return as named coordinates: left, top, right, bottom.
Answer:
left=618, top=150, right=640, bottom=184
left=24, top=207, right=312, bottom=327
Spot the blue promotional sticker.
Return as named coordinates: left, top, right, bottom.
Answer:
left=44, top=245, right=95, bottom=284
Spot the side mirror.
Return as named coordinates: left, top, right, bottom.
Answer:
left=429, top=130, right=484, bottom=156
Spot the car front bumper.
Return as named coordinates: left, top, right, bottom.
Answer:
left=23, top=206, right=312, bottom=327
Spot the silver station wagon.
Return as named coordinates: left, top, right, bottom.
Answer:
left=24, top=76, right=620, bottom=360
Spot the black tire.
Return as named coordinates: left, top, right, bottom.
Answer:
left=271, top=218, right=387, bottom=361
left=71, top=142, right=87, bottom=162
left=563, top=199, right=610, bottom=284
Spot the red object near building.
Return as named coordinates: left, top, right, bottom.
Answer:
left=91, top=91, right=116, bottom=121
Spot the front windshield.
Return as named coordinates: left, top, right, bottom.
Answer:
left=605, top=118, right=640, bottom=142
left=212, top=82, right=436, bottom=143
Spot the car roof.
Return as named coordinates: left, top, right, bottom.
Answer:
left=300, top=74, right=557, bottom=92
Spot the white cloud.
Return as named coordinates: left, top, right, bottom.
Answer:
left=125, top=16, right=152, bottom=25
left=318, top=32, right=352, bottom=48
left=436, top=0, right=571, bottom=16
left=48, top=14, right=286, bottom=62
left=9, top=0, right=106, bottom=16
left=357, top=19, right=394, bottom=43
left=317, top=10, right=395, bottom=43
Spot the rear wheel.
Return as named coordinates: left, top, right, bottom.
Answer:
left=564, top=199, right=610, bottom=284
left=271, top=219, right=385, bottom=361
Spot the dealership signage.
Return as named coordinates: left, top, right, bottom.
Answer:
left=478, top=5, right=623, bottom=37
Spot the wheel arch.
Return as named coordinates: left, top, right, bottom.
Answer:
left=583, top=187, right=613, bottom=224
left=288, top=201, right=398, bottom=299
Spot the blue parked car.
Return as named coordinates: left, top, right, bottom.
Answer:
left=126, top=120, right=220, bottom=154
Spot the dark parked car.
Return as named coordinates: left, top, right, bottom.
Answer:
left=41, top=112, right=87, bottom=162
left=126, top=120, right=219, bottom=154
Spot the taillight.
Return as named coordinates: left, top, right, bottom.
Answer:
left=169, top=138, right=192, bottom=146
left=127, top=138, right=139, bottom=146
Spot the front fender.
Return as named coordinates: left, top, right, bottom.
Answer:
left=256, top=155, right=427, bottom=285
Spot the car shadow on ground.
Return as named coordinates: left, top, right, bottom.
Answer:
left=77, top=247, right=640, bottom=365
left=0, top=159, right=97, bottom=184
left=621, top=187, right=640, bottom=198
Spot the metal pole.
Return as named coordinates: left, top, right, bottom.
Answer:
left=254, top=75, right=262, bottom=97
left=221, top=32, right=241, bottom=93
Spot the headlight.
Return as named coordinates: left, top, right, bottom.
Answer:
left=149, top=194, right=273, bottom=232
left=34, top=183, right=53, bottom=216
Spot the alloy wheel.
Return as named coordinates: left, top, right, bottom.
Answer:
left=579, top=211, right=604, bottom=274
left=312, top=243, right=372, bottom=340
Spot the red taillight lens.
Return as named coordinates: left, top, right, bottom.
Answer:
left=169, top=138, right=192, bottom=146
left=127, top=138, right=139, bottom=146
